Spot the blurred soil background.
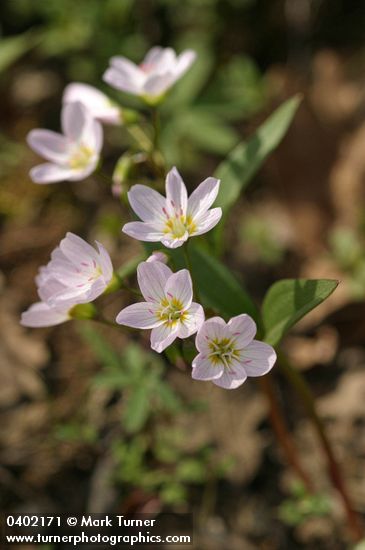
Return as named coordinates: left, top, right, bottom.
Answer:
left=2, top=1, right=365, bottom=548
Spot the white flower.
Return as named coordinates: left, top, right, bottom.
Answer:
left=192, top=315, right=277, bottom=389
left=27, top=101, right=103, bottom=184
left=63, top=82, right=122, bottom=125
left=116, top=261, right=204, bottom=352
left=21, top=301, right=72, bottom=328
left=146, top=251, right=168, bottom=264
left=103, top=46, right=196, bottom=102
left=21, top=232, right=113, bottom=327
left=123, top=167, right=222, bottom=248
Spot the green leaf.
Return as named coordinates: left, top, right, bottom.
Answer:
left=123, top=384, right=152, bottom=433
left=188, top=246, right=259, bottom=321
left=0, top=31, right=41, bottom=73
left=262, top=279, right=339, bottom=346
left=172, top=109, right=239, bottom=154
left=215, top=96, right=301, bottom=212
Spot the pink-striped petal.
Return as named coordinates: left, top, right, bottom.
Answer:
left=187, top=177, right=220, bottom=218
left=128, top=184, right=166, bottom=223
left=165, top=167, right=188, bottom=217
left=239, top=340, right=277, bottom=377
left=177, top=302, right=205, bottom=338
left=213, top=361, right=248, bottom=389
left=192, top=208, right=222, bottom=236
left=137, top=261, right=172, bottom=303
left=192, top=354, right=223, bottom=381
left=116, top=302, right=161, bottom=329
left=195, top=317, right=228, bottom=353
left=227, top=314, right=257, bottom=348
left=150, top=322, right=179, bottom=352
left=164, top=269, right=192, bottom=309
left=122, top=221, right=165, bottom=242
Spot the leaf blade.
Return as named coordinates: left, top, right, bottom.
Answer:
left=262, top=279, right=339, bottom=346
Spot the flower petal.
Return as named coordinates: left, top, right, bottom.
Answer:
left=61, top=101, right=87, bottom=141
left=143, top=73, right=175, bottom=97
left=110, top=56, right=144, bottom=83
left=239, top=340, right=277, bottom=377
left=116, top=302, right=161, bottom=329
left=187, top=177, right=220, bottom=218
left=227, top=314, right=257, bottom=348
left=164, top=269, right=193, bottom=309
left=177, top=302, right=205, bottom=338
left=150, top=322, right=179, bottom=352
left=128, top=184, right=166, bottom=223
left=192, top=354, right=224, bottom=381
left=63, top=83, right=121, bottom=125
left=29, top=163, right=76, bottom=184
left=195, top=317, right=227, bottom=353
left=27, top=130, right=72, bottom=163
left=143, top=47, right=176, bottom=72
left=60, top=232, right=99, bottom=266
left=95, top=241, right=113, bottom=282
left=165, top=167, right=188, bottom=217
left=122, top=221, right=165, bottom=242
left=103, top=67, right=142, bottom=95
left=192, top=208, right=222, bottom=236
left=213, top=361, right=247, bottom=390
left=160, top=233, right=189, bottom=249
left=174, top=50, right=197, bottom=78
left=137, top=260, right=173, bottom=302
left=21, top=302, right=70, bottom=327
left=146, top=251, right=168, bottom=264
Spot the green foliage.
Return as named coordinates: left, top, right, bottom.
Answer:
left=262, top=279, right=338, bottom=346
left=278, top=482, right=331, bottom=527
left=77, top=326, right=232, bottom=506
left=188, top=246, right=259, bottom=320
left=0, top=31, right=41, bottom=73
left=54, top=422, right=97, bottom=444
left=212, top=96, right=301, bottom=250
left=329, top=227, right=365, bottom=298
left=80, top=327, right=182, bottom=433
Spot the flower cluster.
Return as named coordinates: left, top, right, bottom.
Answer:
left=22, top=46, right=277, bottom=389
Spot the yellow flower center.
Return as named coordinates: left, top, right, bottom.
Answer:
left=163, top=214, right=196, bottom=239
left=157, top=296, right=187, bottom=327
left=208, top=337, right=240, bottom=368
left=69, top=144, right=94, bottom=170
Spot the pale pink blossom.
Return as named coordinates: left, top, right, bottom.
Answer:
left=192, top=315, right=276, bottom=389
left=21, top=232, right=113, bottom=327
left=27, top=101, right=103, bottom=184
left=123, top=167, right=222, bottom=248
left=21, top=301, right=72, bottom=328
left=116, top=261, right=204, bottom=352
left=63, top=83, right=122, bottom=125
left=146, top=251, right=168, bottom=264
left=103, top=46, right=196, bottom=102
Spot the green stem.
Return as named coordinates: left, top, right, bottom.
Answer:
left=126, top=124, right=152, bottom=151
left=258, top=376, right=314, bottom=492
left=183, top=243, right=201, bottom=304
left=278, top=351, right=363, bottom=541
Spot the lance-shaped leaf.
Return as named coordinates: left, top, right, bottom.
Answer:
left=215, top=95, right=301, bottom=211
left=262, top=279, right=339, bottom=346
left=212, top=96, right=301, bottom=250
